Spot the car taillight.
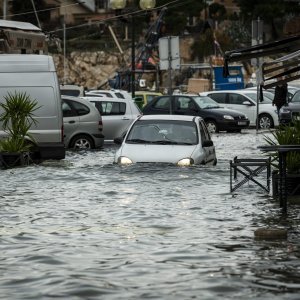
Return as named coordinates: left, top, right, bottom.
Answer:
left=61, top=124, right=64, bottom=142
left=98, top=120, right=103, bottom=131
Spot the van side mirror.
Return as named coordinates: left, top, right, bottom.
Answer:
left=202, top=140, right=213, bottom=147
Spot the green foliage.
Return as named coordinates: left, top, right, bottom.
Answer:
left=0, top=92, right=39, bottom=153
left=11, top=0, right=48, bottom=25
left=264, top=120, right=300, bottom=174
left=0, top=137, right=31, bottom=153
left=156, top=0, right=205, bottom=34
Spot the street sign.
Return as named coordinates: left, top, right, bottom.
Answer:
left=158, top=36, right=180, bottom=70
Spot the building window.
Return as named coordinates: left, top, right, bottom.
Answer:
left=96, top=0, right=109, bottom=9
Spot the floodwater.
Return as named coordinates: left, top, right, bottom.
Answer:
left=1, top=129, right=300, bottom=300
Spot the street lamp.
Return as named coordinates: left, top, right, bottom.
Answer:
left=110, top=0, right=156, bottom=99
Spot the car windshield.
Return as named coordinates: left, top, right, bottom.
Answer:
left=126, top=120, right=198, bottom=145
left=193, top=96, right=220, bottom=109
left=243, top=92, right=273, bottom=103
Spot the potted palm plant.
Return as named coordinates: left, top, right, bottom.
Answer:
left=0, top=91, right=39, bottom=168
left=264, top=119, right=300, bottom=196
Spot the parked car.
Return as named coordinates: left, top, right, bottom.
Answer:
left=62, top=96, right=104, bottom=149
left=142, top=94, right=249, bottom=133
left=85, top=89, right=131, bottom=99
left=246, top=85, right=300, bottom=102
left=134, top=91, right=163, bottom=107
left=114, top=114, right=217, bottom=165
left=200, top=90, right=279, bottom=129
left=279, top=90, right=300, bottom=125
left=82, top=96, right=141, bottom=142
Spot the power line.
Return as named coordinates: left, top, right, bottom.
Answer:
left=48, top=0, right=191, bottom=34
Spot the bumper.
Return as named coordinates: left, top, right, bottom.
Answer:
left=218, top=120, right=250, bottom=131
left=93, top=133, right=105, bottom=148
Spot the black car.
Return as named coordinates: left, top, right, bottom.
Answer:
left=142, top=95, right=250, bottom=133
left=279, top=90, right=300, bottom=125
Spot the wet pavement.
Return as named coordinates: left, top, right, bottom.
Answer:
left=0, top=129, right=300, bottom=299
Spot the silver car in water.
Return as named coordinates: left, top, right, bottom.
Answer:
left=83, top=96, right=141, bottom=142
left=62, top=96, right=104, bottom=149
left=114, top=115, right=217, bottom=166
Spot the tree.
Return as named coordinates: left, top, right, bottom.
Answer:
left=236, top=0, right=300, bottom=39
left=156, top=0, right=205, bottom=34
left=11, top=0, right=48, bottom=27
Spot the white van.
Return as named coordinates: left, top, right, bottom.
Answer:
left=0, top=54, right=65, bottom=160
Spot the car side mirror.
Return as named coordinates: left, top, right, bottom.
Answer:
left=202, top=140, right=213, bottom=147
left=114, top=137, right=123, bottom=144
left=242, top=100, right=253, bottom=106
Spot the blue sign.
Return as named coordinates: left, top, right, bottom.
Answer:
left=214, top=66, right=244, bottom=90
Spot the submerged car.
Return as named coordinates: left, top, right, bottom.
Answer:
left=142, top=94, right=249, bottom=133
left=279, top=90, right=300, bottom=124
left=114, top=115, right=217, bottom=166
left=62, top=96, right=104, bottom=149
left=83, top=96, right=141, bottom=142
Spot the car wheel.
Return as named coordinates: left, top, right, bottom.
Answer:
left=70, top=135, right=94, bottom=149
left=206, top=120, right=218, bottom=133
left=258, top=114, right=274, bottom=129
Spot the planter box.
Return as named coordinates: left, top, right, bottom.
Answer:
left=272, top=171, right=300, bottom=196
left=0, top=152, right=27, bottom=168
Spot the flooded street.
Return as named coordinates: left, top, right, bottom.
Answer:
left=1, top=129, right=300, bottom=300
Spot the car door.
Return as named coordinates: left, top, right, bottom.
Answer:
left=62, top=99, right=80, bottom=145
left=143, top=96, right=172, bottom=114
left=173, top=96, right=199, bottom=116
left=199, top=119, right=216, bottom=164
left=97, top=100, right=130, bottom=140
left=227, top=92, right=256, bottom=125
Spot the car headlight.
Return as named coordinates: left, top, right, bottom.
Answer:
left=118, top=156, right=133, bottom=164
left=223, top=115, right=234, bottom=120
left=177, top=158, right=194, bottom=166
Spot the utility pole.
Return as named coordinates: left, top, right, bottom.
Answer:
left=252, top=17, right=263, bottom=133
left=3, top=0, right=7, bottom=19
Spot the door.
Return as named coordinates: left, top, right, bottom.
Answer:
left=62, top=99, right=80, bottom=146
left=227, top=93, right=256, bottom=125
left=199, top=120, right=216, bottom=164
left=174, top=96, right=199, bottom=116
left=97, top=100, right=129, bottom=140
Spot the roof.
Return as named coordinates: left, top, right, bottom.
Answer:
left=139, top=114, right=199, bottom=122
left=0, top=20, right=42, bottom=32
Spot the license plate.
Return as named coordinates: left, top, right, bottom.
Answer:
left=238, top=121, right=247, bottom=125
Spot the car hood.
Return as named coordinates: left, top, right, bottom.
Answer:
left=117, top=143, right=198, bottom=163
left=206, top=107, right=246, bottom=117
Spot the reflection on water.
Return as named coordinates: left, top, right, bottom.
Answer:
left=0, top=130, right=300, bottom=299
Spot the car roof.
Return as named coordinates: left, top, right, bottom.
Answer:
left=81, top=96, right=126, bottom=102
left=62, top=95, right=100, bottom=109
left=135, top=91, right=162, bottom=95
left=139, top=114, right=201, bottom=122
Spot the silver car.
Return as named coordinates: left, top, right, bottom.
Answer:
left=83, top=96, right=141, bottom=142
left=114, top=114, right=217, bottom=166
left=280, top=90, right=300, bottom=124
left=200, top=90, right=279, bottom=128
left=62, top=96, right=104, bottom=149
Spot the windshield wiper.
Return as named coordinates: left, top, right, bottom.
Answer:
left=126, top=139, right=152, bottom=144
left=152, top=140, right=179, bottom=145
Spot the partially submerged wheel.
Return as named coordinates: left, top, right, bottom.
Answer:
left=70, top=135, right=94, bottom=149
left=258, top=114, right=274, bottom=129
left=206, top=120, right=218, bottom=133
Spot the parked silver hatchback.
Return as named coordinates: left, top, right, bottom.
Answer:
left=82, top=96, right=141, bottom=142
left=62, top=96, right=104, bottom=149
